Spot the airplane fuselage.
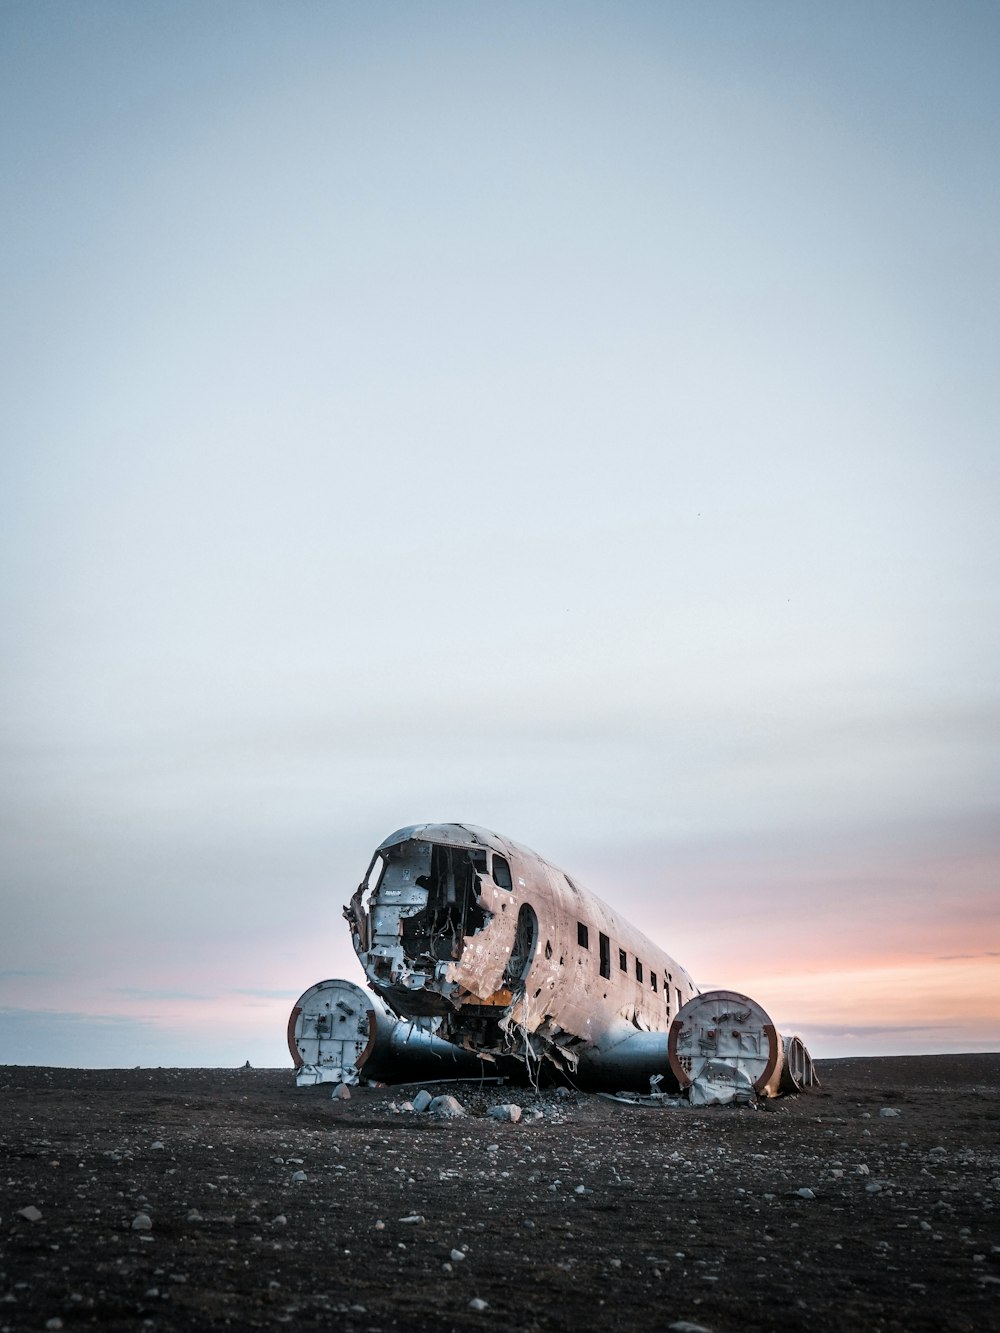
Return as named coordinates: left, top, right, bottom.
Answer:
left=345, top=823, right=699, bottom=1082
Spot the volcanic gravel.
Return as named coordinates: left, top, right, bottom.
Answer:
left=2, top=1054, right=999, bottom=1332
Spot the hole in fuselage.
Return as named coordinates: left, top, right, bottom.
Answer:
left=389, top=842, right=489, bottom=963
left=504, top=903, right=539, bottom=988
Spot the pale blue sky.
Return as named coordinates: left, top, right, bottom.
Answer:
left=1, top=2, right=998, bottom=1065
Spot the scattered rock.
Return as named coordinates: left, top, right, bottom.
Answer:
left=331, top=1082, right=352, bottom=1100
left=398, top=1214, right=425, bottom=1224
left=430, top=1094, right=466, bottom=1118
left=131, top=1213, right=153, bottom=1231
left=412, top=1089, right=433, bottom=1112
left=450, top=1248, right=466, bottom=1262
left=17, top=1205, right=42, bottom=1222
left=795, top=1188, right=816, bottom=1200
left=668, top=1322, right=712, bottom=1332
left=469, top=1297, right=489, bottom=1311
left=880, top=1107, right=902, bottom=1118
left=488, top=1103, right=522, bottom=1123
left=290, top=1170, right=307, bottom=1183
left=150, top=1140, right=166, bottom=1150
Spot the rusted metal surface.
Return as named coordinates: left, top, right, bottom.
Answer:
left=343, top=823, right=700, bottom=1089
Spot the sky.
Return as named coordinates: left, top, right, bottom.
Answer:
left=1, top=1, right=998, bottom=1068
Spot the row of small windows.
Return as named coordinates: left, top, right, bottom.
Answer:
left=578, top=920, right=679, bottom=1005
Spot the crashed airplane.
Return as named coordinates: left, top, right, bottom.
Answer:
left=289, top=823, right=816, bottom=1103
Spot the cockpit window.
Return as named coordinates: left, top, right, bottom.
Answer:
left=470, top=849, right=488, bottom=873
left=365, top=854, right=385, bottom=894
left=492, top=854, right=512, bottom=890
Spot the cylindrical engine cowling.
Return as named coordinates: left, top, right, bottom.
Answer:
left=288, top=978, right=488, bottom=1085
left=668, top=989, right=784, bottom=1103
left=288, top=979, right=395, bottom=1084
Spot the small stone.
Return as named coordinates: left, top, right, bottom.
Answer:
left=450, top=1248, right=465, bottom=1262
left=398, top=1214, right=425, bottom=1224
left=488, top=1103, right=522, bottom=1123
left=131, top=1213, right=153, bottom=1231
left=150, top=1140, right=165, bottom=1151
left=879, top=1107, right=901, bottom=1118
left=429, top=1094, right=465, bottom=1118
left=272, top=1214, right=287, bottom=1226
left=45, top=1320, right=63, bottom=1330
left=374, top=1219, right=385, bottom=1230
left=397, top=1100, right=415, bottom=1113
left=442, top=1262, right=453, bottom=1273
left=17, top=1206, right=42, bottom=1223
left=290, top=1170, right=307, bottom=1183
left=469, top=1297, right=489, bottom=1311
left=412, top=1089, right=433, bottom=1112
left=331, top=1083, right=352, bottom=1100
left=575, top=1184, right=592, bottom=1195
left=795, top=1188, right=816, bottom=1200
left=668, top=1322, right=712, bottom=1333
left=186, top=1209, right=203, bottom=1222
left=865, top=1182, right=883, bottom=1194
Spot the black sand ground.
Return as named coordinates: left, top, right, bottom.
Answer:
left=2, top=1055, right=999, bottom=1332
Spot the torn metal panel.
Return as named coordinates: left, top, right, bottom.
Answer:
left=780, top=1033, right=820, bottom=1092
